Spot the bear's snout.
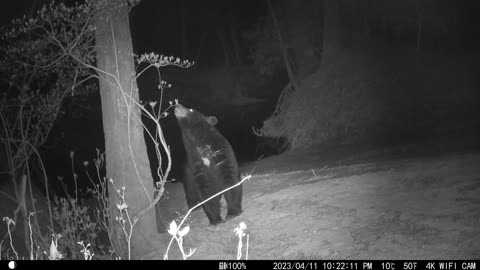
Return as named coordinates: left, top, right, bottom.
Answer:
left=174, top=103, right=188, bottom=118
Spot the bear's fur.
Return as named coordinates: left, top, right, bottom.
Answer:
left=174, top=103, right=243, bottom=225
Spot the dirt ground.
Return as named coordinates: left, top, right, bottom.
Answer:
left=146, top=136, right=480, bottom=260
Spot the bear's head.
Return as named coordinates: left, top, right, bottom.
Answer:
left=174, top=103, right=218, bottom=127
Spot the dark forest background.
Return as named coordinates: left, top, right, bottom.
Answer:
left=134, top=0, right=480, bottom=185
left=1, top=0, right=479, bottom=202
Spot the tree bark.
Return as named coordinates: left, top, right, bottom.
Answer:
left=266, top=0, right=299, bottom=89
left=180, top=0, right=188, bottom=58
left=228, top=0, right=242, bottom=65
left=322, top=0, right=344, bottom=55
left=94, top=0, right=156, bottom=259
left=217, top=27, right=232, bottom=68
left=282, top=0, right=322, bottom=80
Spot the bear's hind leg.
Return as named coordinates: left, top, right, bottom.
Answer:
left=225, top=185, right=243, bottom=219
left=202, top=196, right=224, bottom=225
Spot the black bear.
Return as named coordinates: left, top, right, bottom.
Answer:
left=174, top=103, right=243, bottom=225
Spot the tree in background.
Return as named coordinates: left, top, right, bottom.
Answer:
left=1, top=0, right=189, bottom=259
left=94, top=0, right=158, bottom=258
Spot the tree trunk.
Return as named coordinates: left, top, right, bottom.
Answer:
left=94, top=0, right=156, bottom=259
left=217, top=27, right=232, bottom=68
left=180, top=0, right=188, bottom=58
left=267, top=0, right=299, bottom=89
left=282, top=0, right=322, bottom=80
left=322, top=0, right=344, bottom=55
left=228, top=0, right=242, bottom=65
left=416, top=6, right=424, bottom=54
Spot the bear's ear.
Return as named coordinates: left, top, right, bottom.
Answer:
left=206, top=116, right=218, bottom=126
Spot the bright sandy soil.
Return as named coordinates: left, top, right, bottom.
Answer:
left=148, top=136, right=480, bottom=260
